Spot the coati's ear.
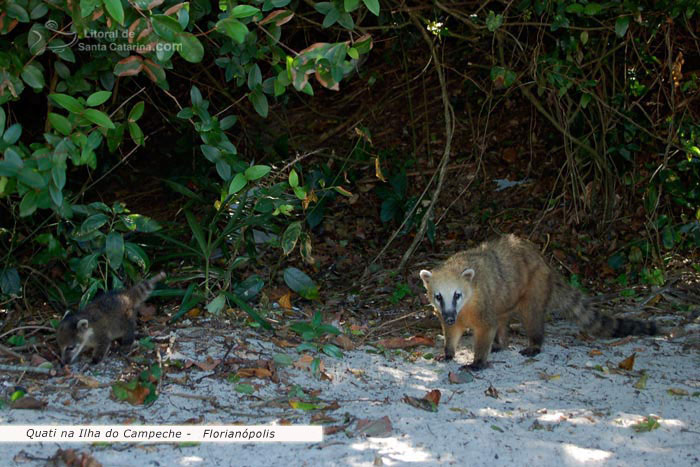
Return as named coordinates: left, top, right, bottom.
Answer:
left=461, top=268, right=475, bottom=281
left=419, top=270, right=432, bottom=284
left=62, top=309, right=71, bottom=319
left=77, top=319, right=89, bottom=331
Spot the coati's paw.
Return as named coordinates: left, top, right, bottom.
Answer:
left=436, top=353, right=454, bottom=362
left=459, top=361, right=489, bottom=371
left=491, top=343, right=504, bottom=353
left=519, top=346, right=541, bottom=357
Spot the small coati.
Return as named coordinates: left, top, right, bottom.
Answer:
left=419, top=235, right=661, bottom=371
left=56, top=272, right=166, bottom=365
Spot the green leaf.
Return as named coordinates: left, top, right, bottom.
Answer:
left=228, top=173, right=248, bottom=194
left=289, top=169, right=299, bottom=187
left=50, top=94, right=84, bottom=113
left=220, top=115, right=237, bottom=130
left=281, top=221, right=302, bottom=255
left=125, top=242, right=150, bottom=270
left=48, top=113, right=72, bottom=136
left=565, top=4, right=583, bottom=14
left=0, top=267, right=20, bottom=295
left=234, top=383, right=255, bottom=395
left=273, top=353, right=293, bottom=366
left=615, top=16, right=630, bottom=37
left=344, top=0, right=360, bottom=12
left=322, top=6, right=339, bottom=28
left=0, top=107, right=5, bottom=137
left=106, top=232, right=125, bottom=270
left=362, top=0, right=380, bottom=16
left=348, top=47, right=359, bottom=59
left=249, top=90, right=268, bottom=117
left=206, top=294, right=227, bottom=315
left=486, top=11, right=503, bottom=32
left=3, top=123, right=22, bottom=145
left=152, top=14, right=183, bottom=41
left=123, top=214, right=162, bottom=232
left=244, top=165, right=271, bottom=180
left=77, top=252, right=100, bottom=279
left=6, top=3, right=29, bottom=22
left=178, top=32, right=204, bottom=63
left=128, top=122, right=144, bottom=145
left=216, top=17, right=249, bottom=44
left=19, top=191, right=38, bottom=217
left=283, top=267, right=319, bottom=300
left=103, top=0, right=125, bottom=25
left=248, top=64, right=262, bottom=90
left=129, top=101, right=145, bottom=122
left=223, top=291, right=272, bottom=329
left=76, top=213, right=109, bottom=237
left=49, top=184, right=63, bottom=207
left=86, top=91, right=112, bottom=107
left=185, top=210, right=208, bottom=254
left=18, top=167, right=46, bottom=189
left=231, top=5, right=260, bottom=18
left=583, top=3, right=602, bottom=15
left=580, top=93, right=591, bottom=109
left=580, top=31, right=589, bottom=45
left=21, top=64, right=45, bottom=89
left=83, top=109, right=116, bottom=129
left=322, top=343, right=343, bottom=358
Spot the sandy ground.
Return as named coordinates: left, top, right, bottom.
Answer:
left=2, top=315, right=699, bottom=467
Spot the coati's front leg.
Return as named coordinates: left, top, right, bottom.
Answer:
left=443, top=324, right=465, bottom=361
left=90, top=338, right=111, bottom=364
left=460, top=325, right=497, bottom=371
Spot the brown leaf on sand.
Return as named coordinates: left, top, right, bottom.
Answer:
left=237, top=368, right=273, bottom=379
left=10, top=396, right=47, bottom=410
left=402, top=395, right=438, bottom=412
left=376, top=336, right=434, bottom=349
left=194, top=356, right=220, bottom=371
left=608, top=336, right=634, bottom=347
left=334, top=334, right=355, bottom=350
left=448, top=371, right=474, bottom=384
left=356, top=416, right=392, bottom=438
left=49, top=448, right=102, bottom=467
left=294, top=354, right=325, bottom=373
left=424, top=389, right=441, bottom=406
left=618, top=352, right=636, bottom=371
left=272, top=337, right=297, bottom=348
left=30, top=354, right=48, bottom=366
left=278, top=292, right=293, bottom=311
left=75, top=374, right=101, bottom=389
left=589, top=349, right=602, bottom=356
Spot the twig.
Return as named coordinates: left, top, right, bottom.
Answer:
left=0, top=363, right=59, bottom=376
left=0, top=344, right=23, bottom=360
left=398, top=14, right=456, bottom=270
left=0, top=326, right=55, bottom=340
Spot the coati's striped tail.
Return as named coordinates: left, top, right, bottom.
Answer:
left=549, top=276, right=660, bottom=337
left=126, top=271, right=166, bottom=307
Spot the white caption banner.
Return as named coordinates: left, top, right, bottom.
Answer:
left=0, top=425, right=323, bottom=443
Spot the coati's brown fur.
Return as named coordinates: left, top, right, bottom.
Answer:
left=419, top=235, right=660, bottom=371
left=56, top=272, right=166, bottom=364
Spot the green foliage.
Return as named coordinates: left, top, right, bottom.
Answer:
left=0, top=0, right=378, bottom=309
left=290, top=311, right=343, bottom=365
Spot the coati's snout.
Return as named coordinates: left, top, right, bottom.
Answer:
left=442, top=310, right=457, bottom=325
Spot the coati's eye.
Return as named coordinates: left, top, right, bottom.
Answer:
left=435, top=293, right=442, bottom=302
left=454, top=292, right=462, bottom=300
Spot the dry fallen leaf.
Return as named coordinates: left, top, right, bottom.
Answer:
left=278, top=292, right=293, bottom=311
left=138, top=304, right=157, bottom=322
left=194, top=356, right=220, bottom=372
left=448, top=371, right=474, bottom=384
left=186, top=307, right=202, bottom=318
left=356, top=416, right=392, bottom=437
left=10, top=396, right=47, bottom=410
left=334, top=334, right=355, bottom=351
left=49, top=448, right=102, bottom=467
left=74, top=374, right=101, bottom=389
left=237, top=368, right=273, bottom=379
left=618, top=352, right=636, bottom=371
left=589, top=349, right=603, bottom=356
left=424, top=389, right=441, bottom=406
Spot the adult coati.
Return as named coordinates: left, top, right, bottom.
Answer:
left=419, top=235, right=660, bottom=370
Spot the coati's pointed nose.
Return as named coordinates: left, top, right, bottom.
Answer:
left=444, top=316, right=456, bottom=325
